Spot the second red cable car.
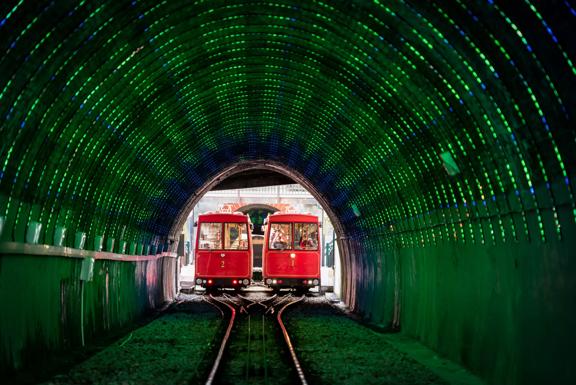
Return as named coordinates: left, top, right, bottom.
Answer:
left=262, top=212, right=321, bottom=291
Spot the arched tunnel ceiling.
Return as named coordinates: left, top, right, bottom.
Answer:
left=0, top=0, right=575, bottom=250
left=212, top=169, right=295, bottom=191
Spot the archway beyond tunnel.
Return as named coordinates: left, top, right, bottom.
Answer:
left=173, top=161, right=349, bottom=300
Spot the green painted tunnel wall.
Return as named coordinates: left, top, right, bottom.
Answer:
left=397, top=240, right=576, bottom=385
left=0, top=253, right=177, bottom=375
left=349, top=197, right=576, bottom=385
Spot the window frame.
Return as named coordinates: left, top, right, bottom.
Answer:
left=198, top=222, right=222, bottom=250
left=223, top=222, right=249, bottom=250
left=293, top=222, right=319, bottom=250
left=268, top=222, right=293, bottom=250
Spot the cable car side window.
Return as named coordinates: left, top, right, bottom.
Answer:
left=269, top=223, right=292, bottom=250
left=294, top=222, right=319, bottom=250
left=224, top=223, right=249, bottom=250
left=199, top=222, right=221, bottom=249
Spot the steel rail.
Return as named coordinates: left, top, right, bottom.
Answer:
left=266, top=293, right=293, bottom=314
left=202, top=296, right=224, bottom=318
left=277, top=295, right=308, bottom=385
left=239, top=293, right=277, bottom=309
left=204, top=295, right=237, bottom=385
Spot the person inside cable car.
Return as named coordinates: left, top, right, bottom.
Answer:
left=299, top=232, right=309, bottom=249
left=271, top=228, right=288, bottom=249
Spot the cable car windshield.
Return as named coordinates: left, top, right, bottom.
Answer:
left=199, top=223, right=221, bottom=249
left=199, top=222, right=249, bottom=250
left=224, top=223, right=249, bottom=250
left=294, top=222, right=319, bottom=250
left=269, top=223, right=292, bottom=250
left=268, top=221, right=319, bottom=250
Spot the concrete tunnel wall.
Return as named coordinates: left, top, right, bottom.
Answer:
left=1, top=1, right=575, bottom=384
left=0, top=247, right=178, bottom=376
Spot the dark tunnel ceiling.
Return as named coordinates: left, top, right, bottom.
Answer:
left=212, top=169, right=295, bottom=191
left=0, top=0, right=575, bottom=249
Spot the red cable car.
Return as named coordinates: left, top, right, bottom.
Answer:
left=262, top=212, right=321, bottom=291
left=194, top=212, right=253, bottom=289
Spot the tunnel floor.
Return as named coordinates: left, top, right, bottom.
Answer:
left=39, top=298, right=220, bottom=385
left=286, top=296, right=486, bottom=385
left=15, top=293, right=486, bottom=385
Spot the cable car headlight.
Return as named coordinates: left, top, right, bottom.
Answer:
left=196, top=278, right=203, bottom=285
left=266, top=278, right=273, bottom=285
left=242, top=279, right=250, bottom=285
left=313, top=279, right=319, bottom=285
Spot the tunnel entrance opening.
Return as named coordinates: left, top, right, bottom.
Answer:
left=170, top=160, right=348, bottom=300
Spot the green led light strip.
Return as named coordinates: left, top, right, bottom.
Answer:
left=0, top=0, right=573, bottom=252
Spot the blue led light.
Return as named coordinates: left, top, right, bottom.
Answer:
left=545, top=26, right=558, bottom=43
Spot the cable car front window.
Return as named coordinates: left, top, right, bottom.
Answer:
left=269, top=223, right=291, bottom=250
left=294, top=222, right=319, bottom=250
left=199, top=223, right=221, bottom=249
left=224, top=223, right=248, bottom=250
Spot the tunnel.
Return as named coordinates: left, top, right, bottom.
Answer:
left=0, top=1, right=575, bottom=384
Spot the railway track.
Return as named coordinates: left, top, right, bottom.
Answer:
left=203, top=292, right=307, bottom=385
